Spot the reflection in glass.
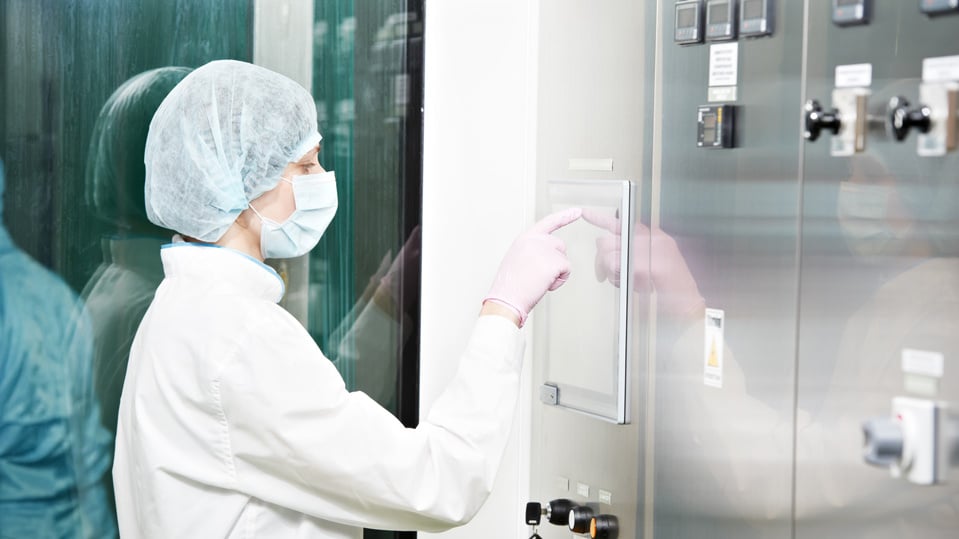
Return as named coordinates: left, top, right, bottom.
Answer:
left=310, top=6, right=424, bottom=536
left=794, top=149, right=959, bottom=535
left=311, top=1, right=424, bottom=422
left=1, top=2, right=250, bottom=534
left=80, top=67, right=191, bottom=517
left=0, top=159, right=115, bottom=538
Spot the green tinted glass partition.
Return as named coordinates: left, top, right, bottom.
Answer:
left=1, top=1, right=250, bottom=536
left=310, top=3, right=424, bottom=535
left=2, top=0, right=423, bottom=537
left=311, top=0, right=423, bottom=426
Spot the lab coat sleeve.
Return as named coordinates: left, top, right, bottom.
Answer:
left=217, top=310, right=525, bottom=532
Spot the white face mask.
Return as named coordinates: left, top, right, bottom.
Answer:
left=249, top=171, right=338, bottom=259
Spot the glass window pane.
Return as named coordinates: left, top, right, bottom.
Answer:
left=1, top=2, right=251, bottom=535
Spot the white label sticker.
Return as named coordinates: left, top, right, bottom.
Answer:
left=923, top=55, right=959, bottom=83
left=568, top=158, right=614, bottom=172
left=576, top=482, right=590, bottom=498
left=835, top=63, right=872, bottom=88
left=599, top=490, right=612, bottom=505
left=556, top=476, right=570, bottom=492
left=902, top=348, right=945, bottom=378
left=704, top=308, right=725, bottom=388
left=708, top=43, right=739, bottom=87
left=708, top=86, right=738, bottom=102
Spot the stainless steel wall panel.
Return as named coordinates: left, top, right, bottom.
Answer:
left=648, top=0, right=806, bottom=537
left=530, top=2, right=650, bottom=538
left=795, top=4, right=959, bottom=538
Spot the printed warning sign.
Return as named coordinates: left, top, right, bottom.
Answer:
left=704, top=308, right=724, bottom=388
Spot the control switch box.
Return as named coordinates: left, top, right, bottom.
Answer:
left=698, top=104, right=736, bottom=149
left=675, top=0, right=705, bottom=45
left=831, top=87, right=869, bottom=156
left=833, top=0, right=870, bottom=26
left=918, top=81, right=959, bottom=156
left=705, top=0, right=737, bottom=41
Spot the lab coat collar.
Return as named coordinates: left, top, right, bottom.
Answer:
left=160, top=238, right=285, bottom=303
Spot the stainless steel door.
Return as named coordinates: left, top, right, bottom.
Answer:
left=795, top=4, right=959, bottom=538
left=648, top=0, right=806, bottom=537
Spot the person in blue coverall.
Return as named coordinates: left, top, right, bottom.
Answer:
left=0, top=158, right=116, bottom=538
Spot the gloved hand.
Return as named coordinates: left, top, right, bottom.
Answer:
left=483, top=208, right=583, bottom=327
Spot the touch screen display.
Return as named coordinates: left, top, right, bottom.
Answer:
left=709, top=3, right=730, bottom=24
left=678, top=6, right=697, bottom=27
left=743, top=0, right=763, bottom=19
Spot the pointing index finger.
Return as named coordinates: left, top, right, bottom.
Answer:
left=532, top=207, right=583, bottom=235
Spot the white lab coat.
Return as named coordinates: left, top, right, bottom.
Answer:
left=113, top=242, right=525, bottom=538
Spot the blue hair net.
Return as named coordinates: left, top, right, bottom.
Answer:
left=144, top=60, right=321, bottom=242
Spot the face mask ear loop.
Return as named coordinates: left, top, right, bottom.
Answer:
left=248, top=202, right=271, bottom=225
left=248, top=175, right=292, bottom=224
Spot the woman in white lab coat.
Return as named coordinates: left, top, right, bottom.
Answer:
left=112, top=59, right=580, bottom=539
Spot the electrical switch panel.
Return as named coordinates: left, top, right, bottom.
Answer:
left=740, top=0, right=773, bottom=37
left=830, top=87, right=870, bottom=156
left=863, top=397, right=957, bottom=486
left=833, top=0, right=870, bottom=26
left=705, top=0, right=738, bottom=41
left=920, top=0, right=959, bottom=16
left=918, top=81, right=959, bottom=156
left=698, top=104, right=736, bottom=148
left=675, top=0, right=705, bottom=44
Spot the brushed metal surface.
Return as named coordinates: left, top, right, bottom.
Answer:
left=795, top=3, right=959, bottom=537
left=530, top=1, right=649, bottom=538
left=647, top=0, right=806, bottom=537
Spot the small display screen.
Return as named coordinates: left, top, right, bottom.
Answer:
left=836, top=0, right=861, bottom=6
left=677, top=6, right=697, bottom=28
left=703, top=128, right=717, bottom=144
left=743, top=0, right=764, bottom=19
left=709, top=3, right=730, bottom=24
left=702, top=113, right=717, bottom=144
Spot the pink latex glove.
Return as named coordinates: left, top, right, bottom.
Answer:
left=483, top=208, right=583, bottom=327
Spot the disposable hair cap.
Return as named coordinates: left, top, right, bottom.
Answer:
left=144, top=60, right=321, bottom=242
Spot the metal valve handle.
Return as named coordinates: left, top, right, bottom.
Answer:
left=804, top=99, right=842, bottom=141
left=889, top=96, right=932, bottom=141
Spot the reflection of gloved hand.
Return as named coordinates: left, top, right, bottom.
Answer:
left=376, top=225, right=422, bottom=309
left=361, top=250, right=395, bottom=304
left=484, top=208, right=583, bottom=327
left=583, top=209, right=627, bottom=287
left=583, top=210, right=704, bottom=319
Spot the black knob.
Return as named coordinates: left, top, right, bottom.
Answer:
left=804, top=99, right=842, bottom=141
left=525, top=502, right=542, bottom=525
left=888, top=96, right=932, bottom=141
left=862, top=417, right=904, bottom=468
left=568, top=506, right=595, bottom=534
left=546, top=498, right=574, bottom=526
left=590, top=515, right=620, bottom=539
